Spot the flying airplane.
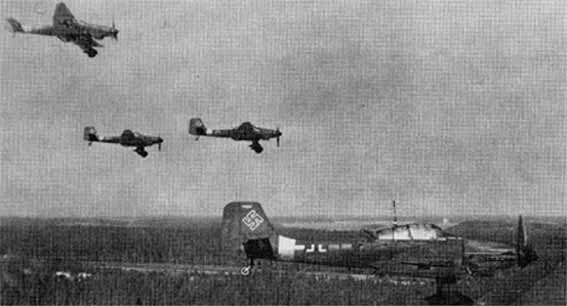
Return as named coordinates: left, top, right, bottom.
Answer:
left=6, top=2, right=118, bottom=57
left=221, top=202, right=538, bottom=303
left=189, top=118, right=282, bottom=153
left=84, top=127, right=163, bottom=158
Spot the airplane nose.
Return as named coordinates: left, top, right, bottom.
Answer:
left=157, top=137, right=163, bottom=143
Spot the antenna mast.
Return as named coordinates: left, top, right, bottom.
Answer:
left=392, top=200, right=398, bottom=227
left=392, top=200, right=398, bottom=241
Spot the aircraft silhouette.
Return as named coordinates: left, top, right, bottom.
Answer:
left=84, top=127, right=163, bottom=158
left=6, top=2, right=118, bottom=57
left=221, top=202, right=538, bottom=303
left=189, top=118, right=281, bottom=153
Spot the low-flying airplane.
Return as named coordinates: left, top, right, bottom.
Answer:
left=6, top=2, right=118, bottom=57
left=221, top=202, right=538, bottom=303
left=84, top=127, right=163, bottom=158
left=189, top=118, right=281, bottom=153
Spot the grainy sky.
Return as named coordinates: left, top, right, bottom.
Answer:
left=1, top=1, right=565, bottom=217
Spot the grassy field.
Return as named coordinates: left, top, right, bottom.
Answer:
left=0, top=216, right=565, bottom=305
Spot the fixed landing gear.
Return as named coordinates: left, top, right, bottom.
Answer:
left=134, top=147, right=149, bottom=158
left=85, top=49, right=97, bottom=58
left=249, top=142, right=263, bottom=154
left=425, top=276, right=473, bottom=305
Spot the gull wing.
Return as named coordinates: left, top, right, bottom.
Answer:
left=53, top=2, right=75, bottom=27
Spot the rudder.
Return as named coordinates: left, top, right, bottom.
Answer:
left=84, top=126, right=99, bottom=142
left=221, top=202, right=276, bottom=262
left=189, top=118, right=207, bottom=136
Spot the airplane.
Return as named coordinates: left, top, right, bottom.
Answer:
left=83, top=127, right=163, bottom=158
left=189, top=118, right=281, bottom=154
left=221, top=202, right=538, bottom=303
left=6, top=2, right=118, bottom=57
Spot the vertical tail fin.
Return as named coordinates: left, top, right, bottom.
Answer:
left=189, top=118, right=207, bottom=136
left=221, top=202, right=276, bottom=261
left=83, top=127, right=99, bottom=143
left=6, top=18, right=24, bottom=33
left=516, top=215, right=537, bottom=267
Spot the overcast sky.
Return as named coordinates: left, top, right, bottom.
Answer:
left=1, top=0, right=565, bottom=217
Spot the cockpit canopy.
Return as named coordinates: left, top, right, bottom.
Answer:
left=363, top=223, right=445, bottom=241
left=238, top=122, right=255, bottom=131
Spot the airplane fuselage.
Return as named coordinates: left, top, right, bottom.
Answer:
left=207, top=128, right=280, bottom=142
left=22, top=20, right=116, bottom=41
left=244, top=234, right=466, bottom=277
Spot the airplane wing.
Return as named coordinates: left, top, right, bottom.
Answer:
left=99, top=136, right=121, bottom=143
left=53, top=2, right=75, bottom=27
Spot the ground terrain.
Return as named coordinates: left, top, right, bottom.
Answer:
left=0, top=215, right=564, bottom=305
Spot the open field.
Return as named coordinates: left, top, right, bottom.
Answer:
left=1, top=216, right=565, bottom=305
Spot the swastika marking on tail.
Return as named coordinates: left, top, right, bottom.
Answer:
left=242, top=210, right=264, bottom=231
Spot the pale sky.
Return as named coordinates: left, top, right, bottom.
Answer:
left=1, top=0, right=565, bottom=217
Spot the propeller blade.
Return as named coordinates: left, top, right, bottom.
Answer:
left=158, top=143, right=161, bottom=151
left=111, top=18, right=118, bottom=40
left=276, top=128, right=280, bottom=147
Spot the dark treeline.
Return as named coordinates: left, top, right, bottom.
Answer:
left=0, top=221, right=224, bottom=265
left=0, top=220, right=369, bottom=266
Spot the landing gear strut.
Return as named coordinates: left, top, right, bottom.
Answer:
left=424, top=276, right=473, bottom=305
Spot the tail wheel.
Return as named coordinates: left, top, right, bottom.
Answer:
left=240, top=266, right=251, bottom=276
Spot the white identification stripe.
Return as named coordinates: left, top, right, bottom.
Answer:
left=277, top=235, right=296, bottom=259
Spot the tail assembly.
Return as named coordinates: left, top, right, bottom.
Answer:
left=83, top=126, right=99, bottom=145
left=6, top=18, right=24, bottom=33
left=221, top=202, right=277, bottom=275
left=516, top=215, right=538, bottom=268
left=189, top=118, right=207, bottom=138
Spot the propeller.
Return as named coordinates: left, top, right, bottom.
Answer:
left=111, top=18, right=118, bottom=40
left=276, top=128, right=281, bottom=147
left=157, top=135, right=163, bottom=151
